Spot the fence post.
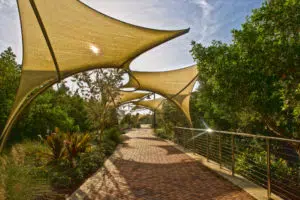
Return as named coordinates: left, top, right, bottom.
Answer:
left=179, top=128, right=182, bottom=146
left=231, top=135, right=235, bottom=176
left=181, top=130, right=186, bottom=149
left=192, top=130, right=196, bottom=152
left=219, top=134, right=222, bottom=168
left=173, top=127, right=175, bottom=143
left=207, top=133, right=209, bottom=162
left=266, top=138, right=271, bottom=199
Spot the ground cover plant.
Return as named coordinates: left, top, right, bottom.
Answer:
left=0, top=127, right=122, bottom=199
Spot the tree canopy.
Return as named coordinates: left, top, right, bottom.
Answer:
left=0, top=47, right=92, bottom=143
left=0, top=47, right=20, bottom=132
left=190, top=0, right=300, bottom=140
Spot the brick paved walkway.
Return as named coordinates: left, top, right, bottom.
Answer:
left=69, top=129, right=255, bottom=200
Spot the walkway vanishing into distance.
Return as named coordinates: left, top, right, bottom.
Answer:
left=69, top=129, right=254, bottom=200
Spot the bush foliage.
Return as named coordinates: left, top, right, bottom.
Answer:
left=0, top=127, right=122, bottom=199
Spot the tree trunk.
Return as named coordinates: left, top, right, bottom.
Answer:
left=263, top=116, right=300, bottom=156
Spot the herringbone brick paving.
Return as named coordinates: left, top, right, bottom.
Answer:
left=69, top=129, right=255, bottom=200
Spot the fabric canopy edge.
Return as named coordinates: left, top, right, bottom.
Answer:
left=0, top=0, right=190, bottom=152
left=77, top=0, right=190, bottom=36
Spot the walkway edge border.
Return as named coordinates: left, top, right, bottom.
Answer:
left=165, top=139, right=283, bottom=200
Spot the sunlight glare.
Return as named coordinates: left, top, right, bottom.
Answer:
left=206, top=128, right=213, bottom=133
left=90, top=44, right=100, bottom=55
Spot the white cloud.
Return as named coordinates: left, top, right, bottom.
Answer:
left=189, top=0, right=215, bottom=43
left=0, top=0, right=263, bottom=69
left=0, top=0, right=21, bottom=62
left=0, top=0, right=15, bottom=10
left=192, top=0, right=213, bottom=15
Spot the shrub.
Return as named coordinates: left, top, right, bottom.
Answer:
left=101, top=140, right=117, bottom=156
left=65, top=133, right=92, bottom=167
left=48, top=146, right=105, bottom=190
left=42, top=130, right=93, bottom=167
left=77, top=149, right=105, bottom=177
left=155, top=128, right=173, bottom=140
left=0, top=142, right=62, bottom=200
left=236, top=148, right=296, bottom=188
left=100, top=127, right=122, bottom=156
left=120, top=123, right=130, bottom=130
left=48, top=159, right=78, bottom=189
left=21, top=140, right=50, bottom=166
left=5, top=163, right=51, bottom=200
left=49, top=169, right=72, bottom=189
left=103, top=127, right=121, bottom=144
left=44, top=132, right=66, bottom=161
left=0, top=129, right=119, bottom=198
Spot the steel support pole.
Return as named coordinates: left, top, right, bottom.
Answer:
left=266, top=139, right=271, bottom=199
left=153, top=93, right=156, bottom=129
left=219, top=134, right=222, bottom=168
left=192, top=130, right=196, bottom=152
left=207, top=133, right=209, bottom=162
left=231, top=135, right=235, bottom=176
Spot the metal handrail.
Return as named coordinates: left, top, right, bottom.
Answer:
left=175, top=126, right=300, bottom=144
left=173, top=126, right=300, bottom=200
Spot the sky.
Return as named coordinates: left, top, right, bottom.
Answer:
left=0, top=0, right=263, bottom=115
left=0, top=0, right=263, bottom=72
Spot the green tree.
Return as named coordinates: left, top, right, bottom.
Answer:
left=10, top=82, right=91, bottom=141
left=51, top=83, right=91, bottom=132
left=0, top=47, right=20, bottom=132
left=157, top=101, right=189, bottom=134
left=74, top=69, right=122, bottom=135
left=190, top=0, right=299, bottom=151
left=0, top=48, right=92, bottom=144
left=138, top=114, right=153, bottom=124
left=120, top=113, right=134, bottom=128
left=14, top=89, right=74, bottom=139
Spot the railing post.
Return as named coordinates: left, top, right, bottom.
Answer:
left=193, top=131, right=196, bottom=152
left=298, top=153, right=300, bottom=189
left=219, top=134, right=222, bottom=168
left=207, top=133, right=209, bottom=162
left=184, top=129, right=187, bottom=148
left=175, top=128, right=177, bottom=143
left=179, top=128, right=183, bottom=147
left=175, top=128, right=178, bottom=144
left=231, top=135, right=235, bottom=176
left=173, top=127, right=176, bottom=143
left=266, top=138, right=271, bottom=200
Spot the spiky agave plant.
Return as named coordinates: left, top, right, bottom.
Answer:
left=65, top=133, right=92, bottom=167
left=44, top=132, right=66, bottom=161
